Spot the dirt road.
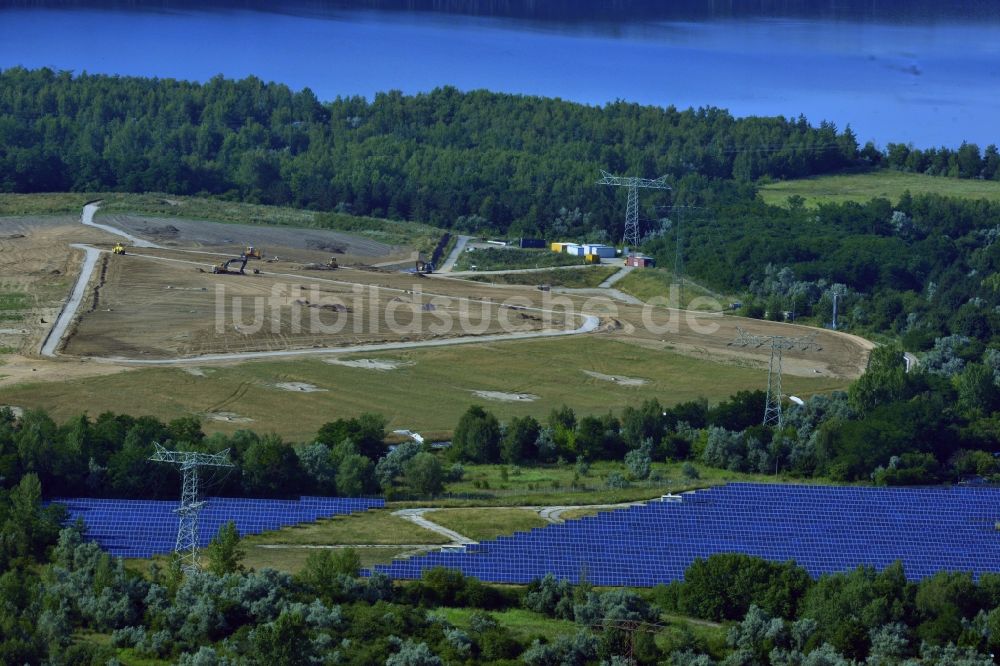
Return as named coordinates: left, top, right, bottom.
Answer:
left=40, top=243, right=101, bottom=357
left=92, top=312, right=600, bottom=365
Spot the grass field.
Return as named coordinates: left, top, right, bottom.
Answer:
left=455, top=247, right=585, bottom=271
left=0, top=291, right=30, bottom=321
left=431, top=607, right=580, bottom=642
left=243, top=510, right=449, bottom=546
left=421, top=461, right=787, bottom=507
left=425, top=508, right=549, bottom=541
left=0, top=336, right=849, bottom=440
left=759, top=169, right=1000, bottom=207
left=0, top=192, right=99, bottom=216
left=465, top=266, right=618, bottom=288
left=615, top=268, right=735, bottom=310
left=241, top=545, right=415, bottom=574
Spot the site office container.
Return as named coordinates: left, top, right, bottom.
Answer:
left=583, top=244, right=617, bottom=258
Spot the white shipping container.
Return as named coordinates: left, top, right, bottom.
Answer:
left=584, top=244, right=617, bottom=258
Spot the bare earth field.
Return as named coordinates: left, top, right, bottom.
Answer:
left=61, top=253, right=573, bottom=359
left=0, top=201, right=873, bottom=435
left=98, top=213, right=404, bottom=263
left=0, top=215, right=114, bottom=355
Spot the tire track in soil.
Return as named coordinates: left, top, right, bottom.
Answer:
left=204, top=380, right=252, bottom=413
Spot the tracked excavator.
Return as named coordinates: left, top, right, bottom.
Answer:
left=213, top=255, right=251, bottom=275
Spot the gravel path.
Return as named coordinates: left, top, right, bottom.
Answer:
left=438, top=234, right=472, bottom=272
left=393, top=508, right=478, bottom=545
left=81, top=202, right=161, bottom=248
left=599, top=265, right=634, bottom=288
left=40, top=239, right=102, bottom=357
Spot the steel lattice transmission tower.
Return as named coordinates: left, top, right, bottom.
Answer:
left=597, top=170, right=671, bottom=252
left=730, top=327, right=822, bottom=427
left=150, top=443, right=233, bottom=573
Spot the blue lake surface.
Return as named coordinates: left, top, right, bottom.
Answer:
left=1, top=6, right=999, bottom=148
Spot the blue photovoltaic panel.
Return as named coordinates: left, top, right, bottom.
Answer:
left=371, top=483, right=1000, bottom=586
left=52, top=496, right=384, bottom=559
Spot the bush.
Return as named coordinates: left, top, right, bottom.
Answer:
left=606, top=472, right=629, bottom=489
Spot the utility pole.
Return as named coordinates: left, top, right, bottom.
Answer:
left=674, top=206, right=684, bottom=304
left=730, top=328, right=822, bottom=427
left=150, top=444, right=233, bottom=573
left=597, top=171, right=671, bottom=255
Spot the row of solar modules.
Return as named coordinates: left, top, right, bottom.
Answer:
left=371, top=483, right=1000, bottom=586
left=52, top=496, right=384, bottom=559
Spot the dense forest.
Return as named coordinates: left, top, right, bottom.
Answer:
left=0, top=66, right=861, bottom=234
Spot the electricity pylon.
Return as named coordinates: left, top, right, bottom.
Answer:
left=597, top=171, right=671, bottom=252
left=150, top=443, right=233, bottom=573
left=729, top=328, right=822, bottom=427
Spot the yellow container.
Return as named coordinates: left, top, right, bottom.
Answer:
left=550, top=242, right=564, bottom=253
left=585, top=253, right=601, bottom=264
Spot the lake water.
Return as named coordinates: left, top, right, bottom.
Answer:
left=1, top=5, right=998, bottom=148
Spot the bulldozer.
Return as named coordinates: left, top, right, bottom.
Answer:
left=244, top=245, right=263, bottom=260
left=112, top=242, right=126, bottom=255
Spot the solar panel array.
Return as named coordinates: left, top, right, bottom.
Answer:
left=373, top=483, right=1000, bottom=586
left=54, top=496, right=385, bottom=559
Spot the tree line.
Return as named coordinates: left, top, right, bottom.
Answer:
left=0, top=67, right=857, bottom=238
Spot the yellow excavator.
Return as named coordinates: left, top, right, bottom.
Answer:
left=244, top=245, right=263, bottom=260
left=112, top=242, right=126, bottom=255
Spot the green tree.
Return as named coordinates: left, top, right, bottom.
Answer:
left=848, top=345, right=908, bottom=415
left=404, top=452, right=443, bottom=497
left=500, top=415, right=540, bottom=464
left=241, top=434, right=302, bottom=497
left=249, top=611, right=312, bottom=666
left=336, top=454, right=374, bottom=497
left=205, top=520, right=245, bottom=576
left=451, top=406, right=501, bottom=464
left=956, top=362, right=1000, bottom=415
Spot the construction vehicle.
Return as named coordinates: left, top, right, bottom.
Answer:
left=112, top=242, right=126, bottom=255
left=244, top=245, right=263, bottom=260
left=213, top=256, right=249, bottom=275
left=415, top=259, right=434, bottom=274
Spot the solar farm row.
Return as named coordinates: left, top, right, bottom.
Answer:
left=373, top=483, right=1000, bottom=586
left=53, top=496, right=384, bottom=558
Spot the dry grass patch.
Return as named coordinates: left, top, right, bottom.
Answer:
left=424, top=508, right=548, bottom=542
left=242, top=545, right=416, bottom=574
left=244, top=510, right=450, bottom=546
